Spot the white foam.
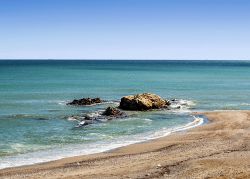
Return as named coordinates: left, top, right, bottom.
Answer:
left=85, top=110, right=103, bottom=118
left=0, top=115, right=204, bottom=170
left=57, top=100, right=68, bottom=105
left=67, top=116, right=78, bottom=121
left=171, top=116, right=204, bottom=132
left=145, top=115, right=204, bottom=140
left=143, top=118, right=152, bottom=122
left=169, top=99, right=196, bottom=114
left=103, top=101, right=120, bottom=105
left=177, top=99, right=196, bottom=106
left=240, top=103, right=250, bottom=106
left=170, top=108, right=192, bottom=114
left=67, top=110, right=103, bottom=122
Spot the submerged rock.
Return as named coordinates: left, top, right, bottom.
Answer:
left=119, top=93, right=170, bottom=111
left=67, top=97, right=102, bottom=106
left=36, top=117, right=49, bottom=120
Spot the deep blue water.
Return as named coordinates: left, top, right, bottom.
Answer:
left=0, top=60, right=250, bottom=168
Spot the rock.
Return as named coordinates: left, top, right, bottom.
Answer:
left=67, top=97, right=102, bottom=106
left=165, top=100, right=171, bottom=106
left=119, top=93, right=170, bottom=111
left=83, top=115, right=92, bottom=120
left=103, top=107, right=127, bottom=120
left=73, top=107, right=127, bottom=128
left=103, top=107, right=123, bottom=116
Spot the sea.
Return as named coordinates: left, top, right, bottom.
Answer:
left=0, top=60, right=250, bottom=169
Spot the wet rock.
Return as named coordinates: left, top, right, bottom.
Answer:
left=102, top=106, right=127, bottom=120
left=67, top=97, right=102, bottom=106
left=165, top=100, right=171, bottom=106
left=103, top=107, right=122, bottom=116
left=74, top=107, right=127, bottom=127
left=83, top=115, right=92, bottom=120
left=119, top=93, right=170, bottom=111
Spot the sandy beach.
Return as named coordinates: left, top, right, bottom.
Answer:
left=0, top=110, right=250, bottom=179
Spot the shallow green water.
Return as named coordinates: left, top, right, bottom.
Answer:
left=0, top=60, right=250, bottom=168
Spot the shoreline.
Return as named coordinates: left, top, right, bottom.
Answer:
left=1, top=110, right=250, bottom=178
left=0, top=114, right=204, bottom=170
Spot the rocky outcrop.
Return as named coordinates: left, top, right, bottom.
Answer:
left=74, top=107, right=127, bottom=127
left=67, top=97, right=102, bottom=106
left=102, top=107, right=126, bottom=118
left=69, top=93, right=172, bottom=128
left=119, top=93, right=170, bottom=111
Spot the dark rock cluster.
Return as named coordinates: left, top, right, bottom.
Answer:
left=67, top=97, right=102, bottom=106
left=68, top=93, right=171, bottom=128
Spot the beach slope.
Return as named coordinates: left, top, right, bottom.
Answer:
left=0, top=110, right=250, bottom=178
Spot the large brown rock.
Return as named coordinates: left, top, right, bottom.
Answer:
left=119, top=93, right=170, bottom=111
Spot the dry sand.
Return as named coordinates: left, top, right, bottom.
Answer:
left=0, top=110, right=250, bottom=179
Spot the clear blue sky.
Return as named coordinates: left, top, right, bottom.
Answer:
left=0, top=0, right=249, bottom=60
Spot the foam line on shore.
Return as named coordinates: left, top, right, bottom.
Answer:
left=0, top=115, right=204, bottom=170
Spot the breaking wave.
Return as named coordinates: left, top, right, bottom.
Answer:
left=0, top=114, right=204, bottom=169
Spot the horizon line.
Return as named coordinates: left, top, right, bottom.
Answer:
left=0, top=59, right=250, bottom=61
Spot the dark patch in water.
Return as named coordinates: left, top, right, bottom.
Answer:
left=47, top=109, right=64, bottom=112
left=34, top=118, right=49, bottom=120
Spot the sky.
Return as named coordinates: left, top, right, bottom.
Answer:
left=0, top=0, right=249, bottom=60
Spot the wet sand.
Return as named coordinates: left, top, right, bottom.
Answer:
left=0, top=110, right=250, bottom=179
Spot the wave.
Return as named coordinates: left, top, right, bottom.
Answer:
left=67, top=116, right=79, bottom=121
left=240, top=103, right=250, bottom=106
left=143, top=118, right=153, bottom=122
left=168, top=99, right=196, bottom=114
left=169, top=99, right=196, bottom=108
left=85, top=110, right=103, bottom=118
left=170, top=115, right=204, bottom=132
left=146, top=115, right=204, bottom=140
left=3, top=114, right=49, bottom=120
left=67, top=110, right=103, bottom=121
left=0, top=115, right=204, bottom=170
left=57, top=100, right=68, bottom=105
left=102, top=101, right=120, bottom=105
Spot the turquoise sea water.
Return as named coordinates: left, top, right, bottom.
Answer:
left=0, top=60, right=250, bottom=168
